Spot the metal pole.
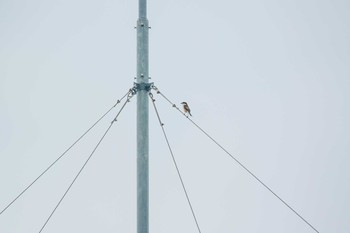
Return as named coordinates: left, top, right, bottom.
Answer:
left=136, top=0, right=149, bottom=232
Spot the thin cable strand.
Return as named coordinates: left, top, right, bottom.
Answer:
left=149, top=93, right=202, bottom=233
left=39, top=93, right=134, bottom=233
left=0, top=89, right=131, bottom=216
left=153, top=86, right=320, bottom=233
left=39, top=123, right=113, bottom=233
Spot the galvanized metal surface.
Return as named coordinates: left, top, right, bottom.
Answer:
left=136, top=0, right=149, bottom=232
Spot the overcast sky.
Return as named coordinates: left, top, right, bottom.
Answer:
left=1, top=0, right=349, bottom=232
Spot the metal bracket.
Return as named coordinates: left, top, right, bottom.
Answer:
left=134, top=82, right=154, bottom=92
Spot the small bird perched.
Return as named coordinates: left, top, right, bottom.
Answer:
left=181, top=102, right=192, bottom=116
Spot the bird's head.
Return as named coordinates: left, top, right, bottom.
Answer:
left=181, top=102, right=187, bottom=105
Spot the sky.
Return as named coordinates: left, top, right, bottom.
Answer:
left=0, top=0, right=349, bottom=232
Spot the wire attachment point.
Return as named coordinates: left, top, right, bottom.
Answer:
left=134, top=82, right=154, bottom=92
left=149, top=92, right=156, bottom=102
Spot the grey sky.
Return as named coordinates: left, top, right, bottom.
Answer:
left=1, top=0, right=349, bottom=232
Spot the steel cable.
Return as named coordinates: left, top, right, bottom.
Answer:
left=39, top=91, right=135, bottom=232
left=153, top=85, right=320, bottom=233
left=149, top=92, right=202, bottom=233
left=0, top=89, right=132, bottom=216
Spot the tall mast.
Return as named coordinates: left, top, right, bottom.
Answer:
left=136, top=0, right=149, bottom=232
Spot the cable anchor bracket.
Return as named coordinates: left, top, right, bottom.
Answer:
left=134, top=82, right=154, bottom=92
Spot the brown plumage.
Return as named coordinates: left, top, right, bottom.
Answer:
left=181, top=102, right=192, bottom=116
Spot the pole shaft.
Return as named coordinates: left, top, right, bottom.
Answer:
left=136, top=0, right=149, bottom=233
left=139, top=0, right=147, bottom=19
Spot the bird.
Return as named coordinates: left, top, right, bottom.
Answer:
left=181, top=102, right=192, bottom=116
